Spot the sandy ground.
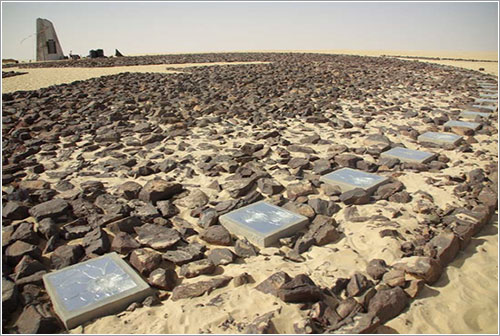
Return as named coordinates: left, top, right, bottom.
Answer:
left=2, top=51, right=498, bottom=334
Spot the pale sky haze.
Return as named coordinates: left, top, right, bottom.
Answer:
left=1, top=1, right=498, bottom=61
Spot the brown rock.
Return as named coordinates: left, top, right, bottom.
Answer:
left=171, top=276, right=232, bottom=301
left=135, top=223, right=181, bottom=250
left=138, top=179, right=182, bottom=204
left=111, top=232, right=141, bottom=254
left=393, top=256, right=443, bottom=285
left=245, top=311, right=275, bottom=333
left=179, top=259, right=216, bottom=278
left=255, top=271, right=292, bottom=296
left=366, top=259, right=388, bottom=280
left=277, top=274, right=323, bottom=303
left=50, top=245, right=84, bottom=269
left=200, top=225, right=232, bottom=246
left=148, top=268, right=177, bottom=290
left=427, top=232, right=460, bottom=266
left=14, top=304, right=60, bottom=334
left=28, top=198, right=70, bottom=220
left=367, top=287, right=409, bottom=323
left=346, top=272, right=371, bottom=297
left=129, top=248, right=162, bottom=275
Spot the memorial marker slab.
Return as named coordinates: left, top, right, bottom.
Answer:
left=479, top=93, right=498, bottom=99
left=472, top=104, right=497, bottom=112
left=444, top=120, right=481, bottom=131
left=43, top=252, right=152, bottom=329
left=417, top=132, right=463, bottom=146
left=320, top=167, right=389, bottom=193
left=380, top=147, right=436, bottom=164
left=219, top=201, right=308, bottom=247
left=474, top=98, right=497, bottom=104
left=459, top=110, right=491, bottom=120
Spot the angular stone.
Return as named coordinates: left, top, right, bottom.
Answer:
left=163, top=243, right=205, bottom=265
left=346, top=272, right=371, bottom=297
left=221, top=178, right=255, bottom=198
left=82, top=228, right=110, bottom=256
left=117, top=181, right=143, bottom=200
left=200, top=225, right=233, bottom=246
left=38, top=217, right=59, bottom=239
left=308, top=215, right=339, bottom=246
left=257, top=178, right=285, bottom=196
left=382, top=269, right=406, bottom=287
left=10, top=221, right=38, bottom=245
left=255, top=271, right=292, bottom=296
left=171, top=276, right=232, bottom=301
left=374, top=181, right=404, bottom=200
left=307, top=198, right=340, bottom=216
left=138, top=179, right=182, bottom=205
left=28, top=198, right=70, bottom=220
left=277, top=274, right=323, bottom=303
left=393, top=256, right=442, bottom=285
left=5, top=241, right=41, bottom=265
left=179, top=259, right=216, bottom=278
left=2, top=201, right=29, bottom=220
left=245, top=311, right=275, bottom=333
left=2, top=278, right=18, bottom=315
left=175, top=189, right=209, bottom=209
left=111, top=232, right=141, bottom=255
left=335, top=154, right=362, bottom=168
left=427, top=232, right=460, bottom=266
left=14, top=304, right=60, bottom=334
left=148, top=268, right=177, bottom=290
left=287, top=181, right=315, bottom=200
left=366, top=259, right=388, bottom=280
left=14, top=255, right=46, bottom=280
left=199, top=208, right=219, bottom=228
left=234, top=238, right=258, bottom=258
left=106, top=216, right=142, bottom=234
left=129, top=248, right=162, bottom=276
left=207, top=248, right=235, bottom=266
left=135, top=223, right=181, bottom=250
left=367, top=287, right=409, bottom=323
left=340, top=188, right=371, bottom=205
left=50, top=245, right=84, bottom=269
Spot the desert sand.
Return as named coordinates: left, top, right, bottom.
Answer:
left=2, top=51, right=498, bottom=334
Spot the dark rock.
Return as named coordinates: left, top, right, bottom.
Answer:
left=37, top=218, right=59, bottom=239
left=138, top=179, right=182, bottom=205
left=199, top=208, right=219, bottom=228
left=366, top=259, right=388, bottom=280
left=95, top=193, right=130, bottom=216
left=142, top=294, right=161, bottom=307
left=180, top=259, right=216, bottom=278
left=245, top=311, right=275, bottom=334
left=221, top=178, right=256, bottom=198
left=207, top=248, right=235, bottom=266
left=257, top=178, right=285, bottom=195
left=80, top=180, right=105, bottom=201
left=10, top=221, right=38, bottom=244
left=171, top=276, right=232, bottom=301
left=156, top=200, right=180, bottom=218
left=163, top=243, right=205, bottom=265
left=374, top=181, right=404, bottom=200
left=308, top=215, right=339, bottom=246
left=255, top=271, right=292, bottom=296
left=2, top=278, right=18, bottom=316
left=367, top=287, right=409, bottom=323
left=335, top=154, right=362, bottom=168
left=382, top=269, right=406, bottom=287
left=61, top=218, right=92, bottom=240
left=111, top=232, right=141, bottom=254
left=339, top=188, right=371, bottom=205
left=2, top=201, right=29, bottom=220
left=346, top=272, right=371, bottom=297
left=82, top=228, right=110, bottom=256
left=427, top=232, right=459, bottom=266
left=28, top=198, right=70, bottom=220
left=176, top=189, right=209, bottom=209
left=5, top=241, right=41, bottom=265
left=336, top=297, right=362, bottom=319
left=148, top=268, right=177, bottom=290
left=106, top=216, right=141, bottom=234
left=13, top=255, right=45, bottom=281
left=50, top=244, right=84, bottom=269
left=307, top=198, right=340, bottom=216
left=135, top=223, right=181, bottom=250
left=234, top=238, right=258, bottom=258
left=287, top=181, right=315, bottom=200
left=389, top=191, right=412, bottom=203
left=14, top=304, right=60, bottom=334
left=200, top=225, right=232, bottom=246
left=234, top=272, right=252, bottom=287
left=393, top=256, right=442, bottom=285
left=277, top=274, right=323, bottom=303
left=117, top=181, right=143, bottom=200
left=129, top=248, right=162, bottom=276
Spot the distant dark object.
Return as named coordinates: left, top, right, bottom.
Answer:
left=70, top=54, right=81, bottom=60
left=479, top=67, right=485, bottom=71
left=2, top=71, right=28, bottom=78
left=89, top=49, right=105, bottom=58
left=115, top=49, right=124, bottom=57
left=2, top=59, right=19, bottom=64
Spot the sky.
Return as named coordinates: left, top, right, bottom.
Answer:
left=1, top=2, right=498, bottom=61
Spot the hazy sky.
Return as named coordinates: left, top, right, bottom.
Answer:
left=1, top=2, right=498, bottom=60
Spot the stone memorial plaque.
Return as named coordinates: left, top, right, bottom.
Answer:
left=474, top=98, right=497, bottom=104
left=460, top=110, right=491, bottom=120
left=320, top=167, right=389, bottom=193
left=380, top=147, right=436, bottom=164
left=417, top=132, right=463, bottom=146
left=43, top=252, right=152, bottom=329
left=444, top=120, right=481, bottom=131
left=219, top=201, right=308, bottom=247
left=479, top=93, right=498, bottom=99
left=472, top=104, right=497, bottom=112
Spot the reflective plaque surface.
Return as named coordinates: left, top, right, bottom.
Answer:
left=223, top=201, right=305, bottom=234
left=417, top=132, right=462, bottom=145
left=45, top=256, right=138, bottom=312
left=381, top=147, right=435, bottom=163
left=320, top=168, right=388, bottom=191
left=444, top=120, right=481, bottom=130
